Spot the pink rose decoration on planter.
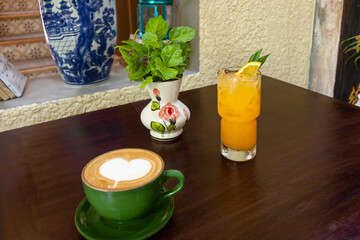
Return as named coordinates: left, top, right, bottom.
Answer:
left=159, top=103, right=180, bottom=124
left=153, top=88, right=161, bottom=101
left=153, top=88, right=160, bottom=96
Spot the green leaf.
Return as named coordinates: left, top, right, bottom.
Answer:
left=116, top=45, right=132, bottom=51
left=164, top=68, right=178, bottom=80
left=179, top=42, right=192, bottom=58
left=340, top=35, right=360, bottom=46
left=159, top=41, right=167, bottom=49
left=144, top=64, right=151, bottom=75
left=121, top=40, right=148, bottom=56
left=129, top=63, right=146, bottom=81
left=258, top=53, right=270, bottom=67
left=248, top=53, right=256, bottom=62
left=151, top=48, right=161, bottom=58
left=345, top=46, right=358, bottom=53
left=151, top=100, right=160, bottom=110
left=174, top=65, right=186, bottom=76
left=148, top=55, right=162, bottom=79
left=154, top=57, right=166, bottom=79
left=140, top=76, right=153, bottom=89
left=121, top=51, right=143, bottom=77
left=249, top=49, right=262, bottom=62
left=125, top=64, right=131, bottom=71
left=119, top=48, right=133, bottom=64
left=248, top=49, right=270, bottom=68
left=155, top=57, right=178, bottom=80
left=145, top=16, right=169, bottom=40
left=345, top=51, right=359, bottom=64
left=343, top=41, right=359, bottom=52
left=150, top=121, right=165, bottom=132
left=161, top=44, right=183, bottom=67
left=133, top=29, right=140, bottom=42
left=253, top=48, right=262, bottom=61
left=142, top=32, right=159, bottom=48
left=169, top=26, right=196, bottom=42
left=167, top=124, right=176, bottom=131
left=354, top=55, right=360, bottom=71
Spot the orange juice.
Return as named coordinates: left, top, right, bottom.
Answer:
left=220, top=119, right=257, bottom=150
left=217, top=69, right=261, bottom=160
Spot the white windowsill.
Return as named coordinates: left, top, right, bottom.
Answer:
left=0, top=62, right=198, bottom=110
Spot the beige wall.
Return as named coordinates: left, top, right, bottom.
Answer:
left=197, top=0, right=316, bottom=88
left=0, top=0, right=316, bottom=132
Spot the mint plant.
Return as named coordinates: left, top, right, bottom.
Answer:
left=116, top=16, right=196, bottom=89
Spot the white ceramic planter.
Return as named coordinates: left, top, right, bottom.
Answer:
left=140, top=79, right=190, bottom=140
left=356, top=94, right=360, bottom=107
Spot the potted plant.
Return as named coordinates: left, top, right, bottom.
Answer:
left=117, top=16, right=196, bottom=140
left=341, top=33, right=360, bottom=105
left=341, top=33, right=360, bottom=69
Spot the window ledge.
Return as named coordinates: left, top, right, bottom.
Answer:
left=0, top=63, right=138, bottom=110
left=0, top=62, right=199, bottom=132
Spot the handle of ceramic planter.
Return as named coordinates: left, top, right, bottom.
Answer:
left=160, top=170, right=185, bottom=199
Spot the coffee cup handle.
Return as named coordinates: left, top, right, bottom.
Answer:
left=160, top=170, right=185, bottom=199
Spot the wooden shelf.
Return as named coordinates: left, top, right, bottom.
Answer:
left=0, top=32, right=45, bottom=46
left=0, top=11, right=40, bottom=20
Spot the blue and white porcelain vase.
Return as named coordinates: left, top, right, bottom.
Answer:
left=39, top=0, right=117, bottom=85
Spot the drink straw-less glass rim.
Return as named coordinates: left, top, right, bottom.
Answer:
left=217, top=68, right=262, bottom=161
left=217, top=68, right=262, bottom=80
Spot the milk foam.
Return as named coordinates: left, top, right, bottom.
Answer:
left=99, top=158, right=152, bottom=186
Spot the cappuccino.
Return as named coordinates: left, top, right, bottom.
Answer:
left=82, top=149, right=164, bottom=191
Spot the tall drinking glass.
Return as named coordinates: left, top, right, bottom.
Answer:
left=217, top=68, right=261, bottom=161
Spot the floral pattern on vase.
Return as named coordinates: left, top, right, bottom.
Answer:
left=141, top=79, right=190, bottom=140
left=39, top=0, right=117, bottom=85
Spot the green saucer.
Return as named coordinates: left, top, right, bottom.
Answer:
left=75, top=196, right=174, bottom=240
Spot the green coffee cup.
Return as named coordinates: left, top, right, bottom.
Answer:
left=81, top=149, right=184, bottom=222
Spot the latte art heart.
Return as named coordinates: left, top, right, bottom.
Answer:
left=83, top=149, right=164, bottom=190
left=99, top=158, right=152, bottom=183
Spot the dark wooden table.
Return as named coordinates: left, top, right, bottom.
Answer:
left=2, top=77, right=360, bottom=240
